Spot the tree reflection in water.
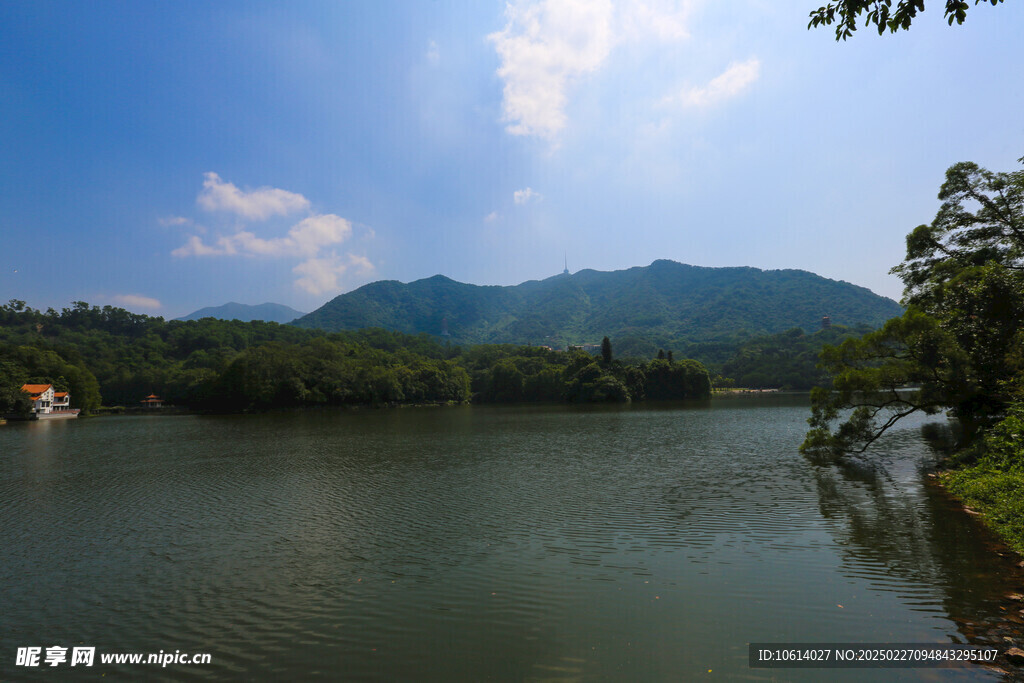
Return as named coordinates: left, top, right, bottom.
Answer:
left=810, top=422, right=1024, bottom=677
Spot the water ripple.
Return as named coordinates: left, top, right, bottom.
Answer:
left=0, top=404, right=1015, bottom=681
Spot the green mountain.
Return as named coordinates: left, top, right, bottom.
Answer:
left=292, top=260, right=903, bottom=349
left=177, top=302, right=305, bottom=324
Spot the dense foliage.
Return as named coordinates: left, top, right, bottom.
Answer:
left=293, top=260, right=902, bottom=352
left=0, top=301, right=462, bottom=411
left=803, top=161, right=1024, bottom=457
left=460, top=343, right=710, bottom=404
left=718, top=325, right=874, bottom=389
left=210, top=338, right=470, bottom=409
left=943, top=405, right=1024, bottom=554
left=0, top=343, right=101, bottom=413
left=0, top=302, right=711, bottom=413
left=0, top=356, right=38, bottom=415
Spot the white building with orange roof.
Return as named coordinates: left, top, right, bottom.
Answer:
left=53, top=390, right=71, bottom=411
left=19, top=383, right=78, bottom=417
left=21, top=384, right=55, bottom=413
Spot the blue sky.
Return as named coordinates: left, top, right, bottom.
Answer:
left=2, top=1, right=1021, bottom=318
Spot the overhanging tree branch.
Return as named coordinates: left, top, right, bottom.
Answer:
left=810, top=0, right=1006, bottom=40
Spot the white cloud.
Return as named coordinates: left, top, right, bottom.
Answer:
left=111, top=294, right=161, bottom=310
left=172, top=173, right=372, bottom=295
left=484, top=211, right=499, bottom=222
left=197, top=172, right=310, bottom=220
left=514, top=187, right=542, bottom=204
left=489, top=0, right=697, bottom=140
left=231, top=214, right=353, bottom=257
left=676, top=58, right=761, bottom=108
left=619, top=0, right=693, bottom=42
left=347, top=254, right=374, bottom=274
left=173, top=214, right=352, bottom=259
left=427, top=40, right=440, bottom=66
left=489, top=0, right=616, bottom=139
left=287, top=214, right=353, bottom=255
left=158, top=216, right=192, bottom=227
left=293, top=253, right=375, bottom=296
left=171, top=235, right=231, bottom=257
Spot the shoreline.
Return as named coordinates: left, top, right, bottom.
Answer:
left=85, top=394, right=735, bottom=417
left=924, top=474, right=1024, bottom=676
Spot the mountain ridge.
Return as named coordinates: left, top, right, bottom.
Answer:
left=177, top=302, right=305, bottom=324
left=292, top=260, right=903, bottom=349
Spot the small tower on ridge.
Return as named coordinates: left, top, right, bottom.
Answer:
left=563, top=254, right=569, bottom=276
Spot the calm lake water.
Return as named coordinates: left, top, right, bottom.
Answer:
left=1, top=396, right=1021, bottom=681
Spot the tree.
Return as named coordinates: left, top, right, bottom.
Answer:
left=564, top=361, right=629, bottom=402
left=0, top=356, right=32, bottom=415
left=642, top=358, right=712, bottom=400
left=601, top=336, right=613, bottom=365
left=809, top=0, right=1005, bottom=40
left=486, top=359, right=525, bottom=402
left=892, top=161, right=1024, bottom=307
left=803, top=161, right=1024, bottom=457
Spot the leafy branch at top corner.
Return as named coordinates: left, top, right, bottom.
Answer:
left=808, top=0, right=1006, bottom=41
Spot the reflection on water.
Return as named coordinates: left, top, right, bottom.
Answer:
left=811, top=418, right=1024, bottom=675
left=0, top=398, right=1019, bottom=680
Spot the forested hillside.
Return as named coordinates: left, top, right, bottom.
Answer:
left=0, top=301, right=460, bottom=411
left=0, top=301, right=711, bottom=413
left=293, top=260, right=902, bottom=350
left=718, top=324, right=874, bottom=390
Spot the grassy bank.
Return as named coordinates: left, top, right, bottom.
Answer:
left=943, top=468, right=1024, bottom=556
left=940, top=406, right=1024, bottom=557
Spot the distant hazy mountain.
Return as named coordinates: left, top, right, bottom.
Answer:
left=177, top=302, right=305, bottom=324
left=291, top=260, right=902, bottom=349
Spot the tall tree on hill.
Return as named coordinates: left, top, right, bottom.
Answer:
left=601, top=336, right=613, bottom=365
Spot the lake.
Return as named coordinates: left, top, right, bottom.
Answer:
left=1, top=396, right=1020, bottom=680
